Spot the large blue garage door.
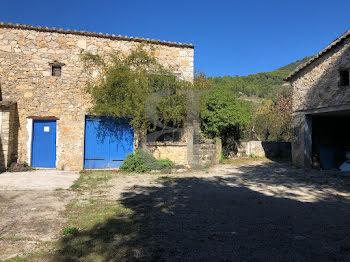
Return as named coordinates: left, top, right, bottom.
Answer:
left=84, top=116, right=134, bottom=169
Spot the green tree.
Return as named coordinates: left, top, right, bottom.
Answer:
left=81, top=47, right=191, bottom=142
left=253, top=88, right=292, bottom=141
left=200, top=87, right=252, bottom=157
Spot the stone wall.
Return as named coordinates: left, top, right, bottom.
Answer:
left=0, top=25, right=194, bottom=170
left=291, top=37, right=350, bottom=113
left=147, top=138, right=222, bottom=167
left=198, top=139, right=222, bottom=166
left=237, top=141, right=291, bottom=160
left=147, top=142, right=188, bottom=166
left=289, top=37, right=350, bottom=167
left=0, top=102, right=18, bottom=170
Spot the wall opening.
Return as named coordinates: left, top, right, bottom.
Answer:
left=312, top=110, right=350, bottom=170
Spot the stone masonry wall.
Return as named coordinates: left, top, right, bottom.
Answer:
left=291, top=37, right=350, bottom=113
left=0, top=109, right=10, bottom=170
left=0, top=103, right=17, bottom=170
left=147, top=138, right=221, bottom=167
left=290, top=37, right=350, bottom=167
left=198, top=139, right=222, bottom=166
left=147, top=142, right=188, bottom=166
left=0, top=26, right=194, bottom=170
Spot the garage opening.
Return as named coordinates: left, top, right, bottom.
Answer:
left=312, top=110, right=350, bottom=170
left=84, top=116, right=134, bottom=169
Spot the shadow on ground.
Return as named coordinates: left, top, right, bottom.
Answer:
left=53, top=162, right=350, bottom=262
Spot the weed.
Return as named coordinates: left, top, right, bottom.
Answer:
left=12, top=237, right=21, bottom=242
left=62, top=226, right=79, bottom=235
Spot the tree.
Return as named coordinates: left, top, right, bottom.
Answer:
left=81, top=47, right=191, bottom=143
left=200, top=87, right=252, bottom=157
left=253, top=87, right=292, bottom=141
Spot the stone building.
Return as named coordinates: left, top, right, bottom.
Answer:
left=286, top=29, right=350, bottom=169
left=0, top=22, right=203, bottom=171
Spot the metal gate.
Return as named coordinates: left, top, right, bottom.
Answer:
left=84, top=116, right=134, bottom=169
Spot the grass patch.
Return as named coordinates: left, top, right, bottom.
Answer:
left=4, top=242, right=58, bottom=262
left=53, top=198, right=139, bottom=261
left=70, top=171, right=115, bottom=192
left=65, top=199, right=133, bottom=231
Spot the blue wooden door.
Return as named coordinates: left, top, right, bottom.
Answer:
left=32, top=120, right=57, bottom=168
left=84, top=117, right=134, bottom=169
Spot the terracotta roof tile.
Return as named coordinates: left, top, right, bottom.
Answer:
left=0, top=22, right=194, bottom=49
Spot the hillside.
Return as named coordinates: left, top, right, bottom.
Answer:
left=208, top=56, right=310, bottom=99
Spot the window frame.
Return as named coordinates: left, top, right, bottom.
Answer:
left=49, top=61, right=65, bottom=77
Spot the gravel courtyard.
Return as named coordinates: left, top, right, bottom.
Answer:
left=0, top=170, right=79, bottom=260
left=2, top=162, right=350, bottom=261
left=58, top=161, right=350, bottom=262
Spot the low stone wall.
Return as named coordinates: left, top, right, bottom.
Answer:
left=147, top=138, right=222, bottom=167
left=238, top=141, right=291, bottom=160
left=147, top=142, right=188, bottom=166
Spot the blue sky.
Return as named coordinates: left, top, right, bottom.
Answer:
left=1, top=0, right=350, bottom=76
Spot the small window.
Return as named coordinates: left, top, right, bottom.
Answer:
left=340, top=70, right=349, bottom=86
left=52, top=65, right=61, bottom=77
left=49, top=61, right=65, bottom=77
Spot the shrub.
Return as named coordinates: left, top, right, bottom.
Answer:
left=157, top=159, right=175, bottom=169
left=62, top=226, right=79, bottom=235
left=120, top=150, right=174, bottom=172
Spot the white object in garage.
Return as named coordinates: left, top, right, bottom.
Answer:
left=339, top=160, right=350, bottom=172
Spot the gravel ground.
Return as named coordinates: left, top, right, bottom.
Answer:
left=0, top=170, right=78, bottom=260
left=2, top=162, right=350, bottom=261
left=99, top=161, right=350, bottom=261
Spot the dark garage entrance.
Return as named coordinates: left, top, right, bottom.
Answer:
left=312, top=110, right=350, bottom=170
left=84, top=116, right=134, bottom=169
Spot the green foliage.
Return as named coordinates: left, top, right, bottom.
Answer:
left=120, top=150, right=175, bottom=172
left=200, top=87, right=252, bottom=156
left=62, top=226, right=79, bottom=236
left=82, top=47, right=191, bottom=132
left=208, top=57, right=309, bottom=99
left=253, top=87, right=292, bottom=141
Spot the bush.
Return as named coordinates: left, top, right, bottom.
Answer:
left=120, top=150, right=175, bottom=173
left=62, top=226, right=79, bottom=235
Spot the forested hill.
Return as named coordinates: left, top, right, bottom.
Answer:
left=208, top=56, right=310, bottom=99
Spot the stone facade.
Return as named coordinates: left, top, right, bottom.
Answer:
left=288, top=34, right=350, bottom=167
left=0, top=24, right=194, bottom=170
left=0, top=101, right=18, bottom=170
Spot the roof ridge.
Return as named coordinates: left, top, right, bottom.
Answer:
left=0, top=22, right=194, bottom=49
left=285, top=29, right=350, bottom=81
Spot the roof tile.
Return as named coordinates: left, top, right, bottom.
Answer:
left=0, top=22, right=194, bottom=49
